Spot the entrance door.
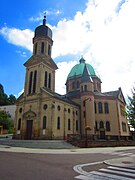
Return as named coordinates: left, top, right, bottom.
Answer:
left=0, top=126, right=2, bottom=134
left=100, top=130, right=105, bottom=139
left=25, top=120, right=33, bottom=140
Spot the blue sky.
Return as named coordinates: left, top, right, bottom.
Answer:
left=0, top=0, right=135, bottom=99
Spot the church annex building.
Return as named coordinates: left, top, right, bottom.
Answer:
left=13, top=17, right=130, bottom=140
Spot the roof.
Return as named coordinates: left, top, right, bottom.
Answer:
left=67, top=57, right=97, bottom=80
left=81, top=64, right=93, bottom=83
left=94, top=88, right=126, bottom=103
left=34, top=16, right=52, bottom=39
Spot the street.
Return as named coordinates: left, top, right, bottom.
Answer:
left=0, top=146, right=135, bottom=179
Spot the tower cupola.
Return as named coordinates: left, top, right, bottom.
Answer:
left=33, top=15, right=53, bottom=57
left=34, top=15, right=52, bottom=39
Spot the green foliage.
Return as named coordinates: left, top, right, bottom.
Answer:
left=0, top=83, right=16, bottom=105
left=0, top=110, right=13, bottom=130
left=127, top=85, right=135, bottom=130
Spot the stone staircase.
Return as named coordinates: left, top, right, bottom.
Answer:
left=0, top=139, right=77, bottom=149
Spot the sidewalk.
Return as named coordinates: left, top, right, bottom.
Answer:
left=104, top=156, right=135, bottom=169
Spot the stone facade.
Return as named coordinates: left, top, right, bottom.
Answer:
left=13, top=17, right=130, bottom=140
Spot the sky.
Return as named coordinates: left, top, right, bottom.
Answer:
left=0, top=0, right=135, bottom=101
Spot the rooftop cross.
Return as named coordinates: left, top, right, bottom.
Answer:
left=43, top=12, right=46, bottom=25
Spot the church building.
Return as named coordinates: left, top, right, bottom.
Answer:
left=13, top=16, right=130, bottom=140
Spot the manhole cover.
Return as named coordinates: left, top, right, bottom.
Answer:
left=122, top=161, right=133, bottom=164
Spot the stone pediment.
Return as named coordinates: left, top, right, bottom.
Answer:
left=23, top=110, right=36, bottom=119
left=24, top=56, right=58, bottom=70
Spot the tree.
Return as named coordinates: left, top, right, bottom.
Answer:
left=0, top=83, right=16, bottom=105
left=0, top=110, right=13, bottom=130
left=127, top=85, right=135, bottom=130
left=8, top=94, right=16, bottom=104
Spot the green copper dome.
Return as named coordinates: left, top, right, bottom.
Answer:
left=67, top=57, right=96, bottom=80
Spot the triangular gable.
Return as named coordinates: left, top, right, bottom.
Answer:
left=117, top=87, right=126, bottom=104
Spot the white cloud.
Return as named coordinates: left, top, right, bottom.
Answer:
left=0, top=26, right=33, bottom=51
left=53, top=0, right=135, bottom=97
left=29, top=10, right=62, bottom=22
left=16, top=50, right=27, bottom=57
left=55, top=61, right=77, bottom=94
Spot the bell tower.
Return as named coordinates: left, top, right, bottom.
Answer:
left=23, top=15, right=58, bottom=97
left=80, top=64, right=95, bottom=135
left=33, top=15, right=53, bottom=57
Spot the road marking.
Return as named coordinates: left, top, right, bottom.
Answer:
left=108, top=166, right=135, bottom=173
left=118, top=153, right=133, bottom=156
left=99, top=168, right=135, bottom=178
left=90, top=171, right=134, bottom=180
left=73, top=161, right=103, bottom=176
left=74, top=161, right=135, bottom=179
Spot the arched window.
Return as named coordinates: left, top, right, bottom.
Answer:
left=104, top=102, right=109, bottom=114
left=72, top=82, right=75, bottom=89
left=34, top=43, right=37, bottom=54
left=100, top=121, right=104, bottom=128
left=106, top=121, right=110, bottom=131
left=94, top=102, right=97, bottom=114
left=76, top=120, right=78, bottom=131
left=33, top=70, right=37, bottom=93
left=28, top=71, right=33, bottom=94
left=95, top=121, right=98, bottom=131
left=48, top=73, right=51, bottom=89
left=98, top=102, right=103, bottom=113
left=122, top=122, right=127, bottom=132
left=77, top=81, right=80, bottom=88
left=57, top=117, right=60, bottom=129
left=68, top=119, right=70, bottom=130
left=41, top=42, right=44, bottom=54
left=57, top=105, right=61, bottom=111
left=48, top=44, right=51, bottom=55
left=84, top=85, right=87, bottom=91
left=18, top=118, right=21, bottom=130
left=44, top=71, right=47, bottom=87
left=81, top=86, right=83, bottom=92
left=43, top=116, right=47, bottom=129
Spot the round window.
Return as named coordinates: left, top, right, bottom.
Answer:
left=19, top=108, right=22, bottom=113
left=43, top=104, right=48, bottom=110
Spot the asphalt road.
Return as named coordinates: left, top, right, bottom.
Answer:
left=0, top=148, right=135, bottom=180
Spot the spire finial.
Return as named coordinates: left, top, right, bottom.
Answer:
left=43, top=12, right=46, bottom=25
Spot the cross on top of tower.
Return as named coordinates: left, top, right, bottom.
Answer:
left=43, top=12, right=46, bottom=25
